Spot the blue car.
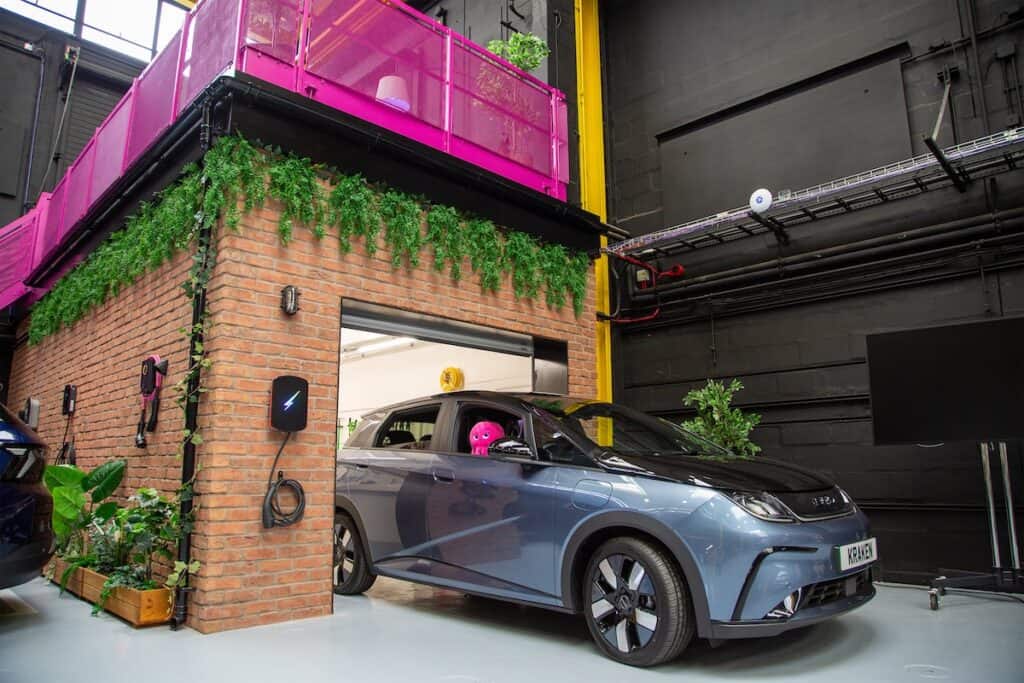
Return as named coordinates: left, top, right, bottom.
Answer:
left=334, top=392, right=876, bottom=666
left=0, top=402, right=53, bottom=590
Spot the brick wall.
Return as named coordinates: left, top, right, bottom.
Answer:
left=188, top=198, right=597, bottom=632
left=8, top=250, right=193, bottom=498
left=10, top=190, right=597, bottom=634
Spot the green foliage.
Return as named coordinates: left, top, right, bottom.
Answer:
left=465, top=218, right=504, bottom=293
left=43, top=460, right=126, bottom=556
left=425, top=205, right=465, bottom=280
left=502, top=231, right=541, bottom=299
left=379, top=189, right=423, bottom=268
left=29, top=134, right=591, bottom=346
left=45, top=462, right=199, bottom=616
left=267, top=153, right=326, bottom=243
left=328, top=173, right=379, bottom=254
left=166, top=560, right=201, bottom=589
left=682, top=379, right=762, bottom=458
left=486, top=33, right=551, bottom=72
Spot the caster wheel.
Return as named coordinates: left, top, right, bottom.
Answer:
left=928, top=590, right=939, bottom=611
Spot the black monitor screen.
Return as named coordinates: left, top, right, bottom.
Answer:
left=866, top=316, right=1024, bottom=444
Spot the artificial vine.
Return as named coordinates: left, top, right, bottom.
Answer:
left=379, top=189, right=424, bottom=268
left=28, top=133, right=592, bottom=346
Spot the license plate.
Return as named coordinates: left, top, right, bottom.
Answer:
left=836, top=538, right=877, bottom=571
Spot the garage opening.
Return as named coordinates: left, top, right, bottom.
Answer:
left=338, top=301, right=567, bottom=446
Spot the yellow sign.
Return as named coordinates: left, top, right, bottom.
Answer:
left=440, top=367, right=464, bottom=392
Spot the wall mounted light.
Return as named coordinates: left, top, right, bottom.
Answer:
left=281, top=285, right=300, bottom=315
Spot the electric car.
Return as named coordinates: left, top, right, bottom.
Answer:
left=334, top=392, right=876, bottom=667
left=0, top=402, right=53, bottom=589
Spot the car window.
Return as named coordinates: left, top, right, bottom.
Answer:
left=532, top=413, right=592, bottom=466
left=374, top=404, right=440, bottom=450
left=454, top=404, right=531, bottom=458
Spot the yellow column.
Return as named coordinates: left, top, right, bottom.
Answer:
left=575, top=0, right=612, bottom=408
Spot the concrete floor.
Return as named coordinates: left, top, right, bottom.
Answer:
left=1, top=577, right=1021, bottom=682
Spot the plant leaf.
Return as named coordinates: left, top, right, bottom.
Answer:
left=92, top=501, right=119, bottom=522
left=43, top=465, right=85, bottom=492
left=52, top=486, right=87, bottom=521
left=82, top=460, right=126, bottom=502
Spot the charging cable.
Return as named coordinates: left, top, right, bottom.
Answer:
left=262, top=432, right=306, bottom=528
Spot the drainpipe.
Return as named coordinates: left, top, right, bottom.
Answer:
left=22, top=44, right=46, bottom=213
left=171, top=95, right=218, bottom=631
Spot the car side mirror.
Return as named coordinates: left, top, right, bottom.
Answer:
left=488, top=439, right=536, bottom=462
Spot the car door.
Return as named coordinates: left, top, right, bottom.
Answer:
left=340, top=401, right=448, bottom=562
left=420, top=399, right=559, bottom=604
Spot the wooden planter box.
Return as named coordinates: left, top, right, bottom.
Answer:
left=49, top=558, right=173, bottom=627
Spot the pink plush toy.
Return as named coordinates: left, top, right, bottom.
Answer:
left=469, top=421, right=505, bottom=456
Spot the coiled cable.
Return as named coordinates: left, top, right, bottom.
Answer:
left=262, top=432, right=306, bottom=528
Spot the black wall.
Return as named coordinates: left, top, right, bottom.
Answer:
left=0, top=8, right=143, bottom=227
left=604, top=0, right=1024, bottom=583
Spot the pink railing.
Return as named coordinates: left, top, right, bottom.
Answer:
left=0, top=0, right=569, bottom=311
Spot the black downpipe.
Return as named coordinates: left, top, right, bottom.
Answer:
left=171, top=97, right=217, bottom=631
left=22, top=44, right=46, bottom=213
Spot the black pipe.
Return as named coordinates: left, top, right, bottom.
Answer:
left=170, top=96, right=218, bottom=631
left=22, top=44, right=45, bottom=213
left=634, top=234, right=1024, bottom=329
left=630, top=207, right=1024, bottom=302
left=964, top=0, right=991, bottom=134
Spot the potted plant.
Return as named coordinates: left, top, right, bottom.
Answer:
left=43, top=460, right=198, bottom=626
left=478, top=33, right=551, bottom=168
left=682, top=379, right=762, bottom=458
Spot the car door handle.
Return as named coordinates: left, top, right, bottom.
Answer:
left=432, top=468, right=455, bottom=483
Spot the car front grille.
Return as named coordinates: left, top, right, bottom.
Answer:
left=803, top=569, right=871, bottom=609
left=773, top=486, right=854, bottom=520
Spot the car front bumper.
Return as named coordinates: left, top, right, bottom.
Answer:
left=709, top=581, right=875, bottom=639
left=0, top=538, right=54, bottom=590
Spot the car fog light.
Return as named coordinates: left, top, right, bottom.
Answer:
left=765, top=588, right=802, bottom=619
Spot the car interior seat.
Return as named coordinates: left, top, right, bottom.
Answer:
left=383, top=429, right=416, bottom=447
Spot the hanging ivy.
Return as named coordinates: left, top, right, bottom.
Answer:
left=465, top=218, right=504, bottom=293
left=425, top=205, right=465, bottom=281
left=267, top=152, right=326, bottom=244
left=28, top=134, right=593, bottom=345
left=502, top=231, right=541, bottom=299
left=379, top=189, right=424, bottom=268
left=328, top=173, right=378, bottom=255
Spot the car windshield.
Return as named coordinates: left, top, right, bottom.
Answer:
left=524, top=397, right=736, bottom=460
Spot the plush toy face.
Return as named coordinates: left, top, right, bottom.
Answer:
left=469, top=421, right=505, bottom=456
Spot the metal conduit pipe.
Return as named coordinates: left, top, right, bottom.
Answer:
left=632, top=233, right=1024, bottom=329
left=629, top=207, right=1024, bottom=302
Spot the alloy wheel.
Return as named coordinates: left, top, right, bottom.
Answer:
left=333, top=519, right=356, bottom=587
left=589, top=553, right=659, bottom=654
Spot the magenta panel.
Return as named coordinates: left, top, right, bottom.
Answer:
left=89, top=90, right=134, bottom=207
left=244, top=0, right=301, bottom=66
left=126, top=31, right=182, bottom=168
left=177, top=0, right=240, bottom=114
left=61, top=140, right=96, bottom=234
left=555, top=97, right=569, bottom=185
left=37, top=178, right=67, bottom=266
left=0, top=211, right=37, bottom=292
left=306, top=0, right=447, bottom=130
left=450, top=40, right=552, bottom=176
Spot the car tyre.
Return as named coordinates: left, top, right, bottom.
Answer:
left=582, top=537, right=695, bottom=667
left=333, top=511, right=376, bottom=595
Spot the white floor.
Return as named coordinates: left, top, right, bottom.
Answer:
left=1, top=577, right=1022, bottom=682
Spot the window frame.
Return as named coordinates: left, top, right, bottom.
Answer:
left=368, top=401, right=447, bottom=453
left=440, top=399, right=539, bottom=462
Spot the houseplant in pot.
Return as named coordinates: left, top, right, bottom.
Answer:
left=44, top=460, right=197, bottom=625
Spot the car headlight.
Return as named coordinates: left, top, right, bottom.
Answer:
left=837, top=487, right=859, bottom=512
left=726, top=491, right=795, bottom=523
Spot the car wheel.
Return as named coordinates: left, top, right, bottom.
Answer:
left=333, top=511, right=376, bottom=595
left=583, top=537, right=695, bottom=667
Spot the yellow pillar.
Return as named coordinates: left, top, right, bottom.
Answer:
left=575, top=0, right=612, bottom=408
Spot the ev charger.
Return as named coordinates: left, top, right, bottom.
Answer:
left=19, top=398, right=40, bottom=430
left=62, top=384, right=77, bottom=415
left=264, top=376, right=309, bottom=529
left=270, top=375, right=309, bottom=433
